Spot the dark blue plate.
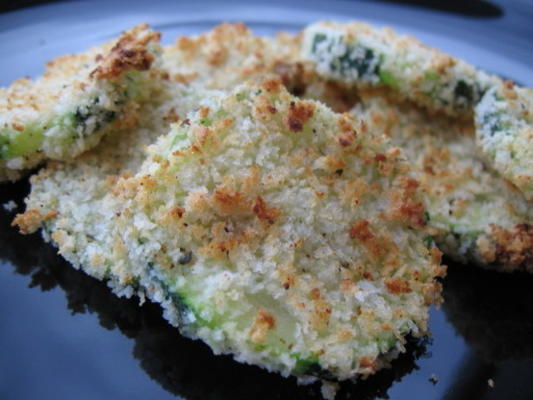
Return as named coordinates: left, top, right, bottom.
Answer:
left=1, top=1, right=532, bottom=399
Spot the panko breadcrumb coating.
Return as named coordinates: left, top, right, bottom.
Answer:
left=0, top=24, right=164, bottom=182
left=301, top=21, right=499, bottom=117
left=353, top=93, right=532, bottom=271
left=162, top=23, right=303, bottom=91
left=15, top=80, right=444, bottom=382
left=475, top=81, right=533, bottom=201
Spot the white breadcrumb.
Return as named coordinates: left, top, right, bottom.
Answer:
left=2, top=200, right=17, bottom=212
left=475, top=81, right=533, bottom=201
left=15, top=80, right=444, bottom=382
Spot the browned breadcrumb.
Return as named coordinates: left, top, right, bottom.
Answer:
left=385, top=277, right=412, bottom=294
left=349, top=220, right=374, bottom=241
left=480, top=224, right=533, bottom=272
left=12, top=208, right=57, bottom=234
left=249, top=308, right=277, bottom=343
left=91, top=24, right=160, bottom=80
left=253, top=196, right=280, bottom=225
left=285, top=100, right=315, bottom=132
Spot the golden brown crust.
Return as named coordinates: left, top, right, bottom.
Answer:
left=349, top=219, right=374, bottom=241
left=286, top=101, right=315, bottom=132
left=12, top=208, right=57, bottom=234
left=388, top=181, right=426, bottom=229
left=385, top=277, right=412, bottom=294
left=252, top=196, right=280, bottom=225
left=478, top=224, right=533, bottom=272
left=212, top=188, right=252, bottom=217
left=91, top=24, right=160, bottom=80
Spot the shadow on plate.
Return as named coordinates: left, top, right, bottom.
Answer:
left=440, top=261, right=533, bottom=399
left=0, top=178, right=427, bottom=400
left=442, top=261, right=533, bottom=363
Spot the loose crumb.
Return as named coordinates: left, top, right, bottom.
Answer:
left=488, top=378, right=495, bottom=388
left=2, top=200, right=17, bottom=212
left=429, top=373, right=439, bottom=385
left=321, top=380, right=339, bottom=400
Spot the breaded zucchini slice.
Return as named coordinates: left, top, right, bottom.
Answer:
left=94, top=80, right=442, bottom=380
left=301, top=21, right=497, bottom=117
left=474, top=81, right=533, bottom=201
left=0, top=24, right=163, bottom=181
left=13, top=82, right=221, bottom=292
left=355, top=94, right=532, bottom=271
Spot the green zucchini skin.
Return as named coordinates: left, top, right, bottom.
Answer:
left=302, top=22, right=497, bottom=116
left=1, top=95, right=120, bottom=160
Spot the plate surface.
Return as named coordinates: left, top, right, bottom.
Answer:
left=1, top=1, right=533, bottom=399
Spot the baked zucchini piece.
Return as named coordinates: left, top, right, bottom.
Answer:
left=355, top=94, right=532, bottom=271
left=108, top=81, right=442, bottom=380
left=302, top=21, right=497, bottom=117
left=0, top=24, right=163, bottom=181
left=13, top=81, right=221, bottom=290
left=474, top=81, right=533, bottom=201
